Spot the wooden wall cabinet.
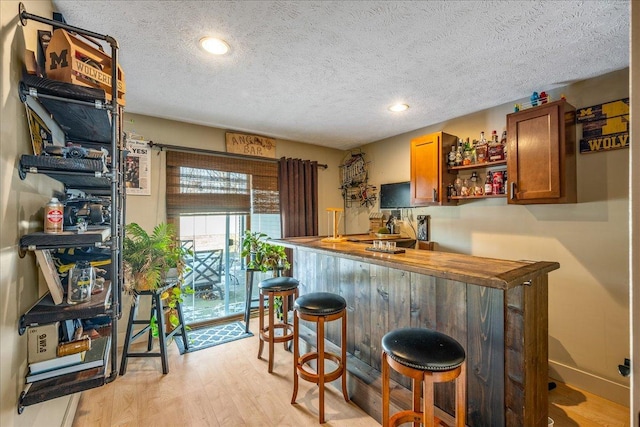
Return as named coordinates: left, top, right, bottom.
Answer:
left=506, top=100, right=577, bottom=204
left=410, top=132, right=457, bottom=206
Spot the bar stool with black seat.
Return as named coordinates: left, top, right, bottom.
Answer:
left=258, top=276, right=299, bottom=373
left=382, top=327, right=466, bottom=427
left=291, top=292, right=349, bottom=424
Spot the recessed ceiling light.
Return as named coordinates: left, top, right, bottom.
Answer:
left=200, top=37, right=230, bottom=55
left=388, top=103, right=409, bottom=112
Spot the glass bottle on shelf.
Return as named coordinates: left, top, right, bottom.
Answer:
left=488, top=129, right=504, bottom=162
left=502, top=170, right=508, bottom=194
left=455, top=140, right=463, bottom=166
left=470, top=171, right=483, bottom=196
left=501, top=130, right=508, bottom=159
left=461, top=178, right=470, bottom=197
left=67, top=260, right=94, bottom=305
left=454, top=177, right=463, bottom=196
left=484, top=172, right=493, bottom=195
left=476, top=132, right=488, bottom=163
left=462, top=138, right=473, bottom=165
left=492, top=171, right=504, bottom=195
left=448, top=145, right=457, bottom=167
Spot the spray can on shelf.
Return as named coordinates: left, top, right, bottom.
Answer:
left=44, top=197, right=64, bottom=234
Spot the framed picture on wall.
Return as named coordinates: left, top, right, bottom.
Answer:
left=124, top=138, right=151, bottom=195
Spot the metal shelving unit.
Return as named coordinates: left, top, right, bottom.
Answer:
left=16, top=3, right=125, bottom=413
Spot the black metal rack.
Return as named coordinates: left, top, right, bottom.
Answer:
left=16, top=2, right=125, bottom=414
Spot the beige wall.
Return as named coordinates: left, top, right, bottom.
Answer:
left=121, top=113, right=345, bottom=232
left=355, top=69, right=630, bottom=405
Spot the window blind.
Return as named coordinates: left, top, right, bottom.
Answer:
left=166, top=150, right=279, bottom=217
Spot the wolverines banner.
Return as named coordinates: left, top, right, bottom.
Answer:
left=577, top=98, right=629, bottom=154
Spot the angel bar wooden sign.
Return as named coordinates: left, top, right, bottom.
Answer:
left=226, top=132, right=276, bottom=158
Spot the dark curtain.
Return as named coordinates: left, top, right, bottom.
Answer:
left=278, top=157, right=319, bottom=238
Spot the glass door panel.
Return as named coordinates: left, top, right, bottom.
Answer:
left=179, top=214, right=246, bottom=325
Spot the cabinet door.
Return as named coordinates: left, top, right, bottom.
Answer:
left=506, top=100, right=576, bottom=204
left=410, top=132, right=456, bottom=206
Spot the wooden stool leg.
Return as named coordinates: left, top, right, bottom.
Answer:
left=282, top=293, right=289, bottom=350
left=291, top=310, right=299, bottom=404
left=341, top=310, right=349, bottom=402
left=318, top=315, right=325, bottom=424
left=382, top=352, right=390, bottom=427
left=412, top=377, right=421, bottom=427
left=257, top=291, right=265, bottom=360
left=423, top=372, right=435, bottom=427
left=267, top=292, right=275, bottom=373
left=456, top=362, right=466, bottom=427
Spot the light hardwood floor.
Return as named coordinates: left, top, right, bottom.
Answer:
left=73, top=319, right=630, bottom=427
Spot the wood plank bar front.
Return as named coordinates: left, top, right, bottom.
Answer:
left=276, top=237, right=558, bottom=427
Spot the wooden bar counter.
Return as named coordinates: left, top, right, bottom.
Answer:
left=276, top=236, right=559, bottom=427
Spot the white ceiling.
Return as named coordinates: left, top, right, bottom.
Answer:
left=49, top=0, right=629, bottom=150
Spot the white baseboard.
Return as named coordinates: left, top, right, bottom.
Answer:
left=549, top=360, right=630, bottom=407
left=62, top=393, right=81, bottom=427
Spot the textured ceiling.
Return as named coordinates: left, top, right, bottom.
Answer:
left=48, top=1, right=629, bottom=150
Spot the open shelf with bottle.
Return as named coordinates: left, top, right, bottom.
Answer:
left=447, top=163, right=508, bottom=202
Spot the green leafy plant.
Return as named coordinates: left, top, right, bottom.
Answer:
left=122, top=222, right=191, bottom=292
left=240, top=230, right=290, bottom=273
left=149, top=285, right=194, bottom=336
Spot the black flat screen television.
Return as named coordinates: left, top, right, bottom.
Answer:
left=379, top=181, right=411, bottom=208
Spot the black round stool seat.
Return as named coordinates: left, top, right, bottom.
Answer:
left=293, top=291, right=346, bottom=316
left=382, top=327, right=465, bottom=372
left=382, top=327, right=467, bottom=427
left=258, top=276, right=299, bottom=292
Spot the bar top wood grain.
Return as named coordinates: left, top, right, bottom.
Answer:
left=275, top=236, right=559, bottom=290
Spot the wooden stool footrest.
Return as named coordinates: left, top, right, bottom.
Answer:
left=259, top=323, right=294, bottom=344
left=297, top=352, right=345, bottom=384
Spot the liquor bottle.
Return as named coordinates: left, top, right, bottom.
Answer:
left=448, top=145, right=457, bottom=167
left=484, top=172, right=493, bottom=195
left=501, top=130, right=508, bottom=159
left=502, top=170, right=508, bottom=194
left=462, top=138, right=473, bottom=165
left=470, top=171, right=482, bottom=196
left=488, top=129, right=504, bottom=162
left=492, top=171, right=504, bottom=195
left=476, top=132, right=488, bottom=163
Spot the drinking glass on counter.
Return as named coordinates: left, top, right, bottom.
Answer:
left=386, top=241, right=397, bottom=251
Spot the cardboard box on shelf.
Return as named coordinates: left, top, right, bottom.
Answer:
left=27, top=322, right=59, bottom=364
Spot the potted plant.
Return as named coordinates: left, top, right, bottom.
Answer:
left=241, top=230, right=291, bottom=320
left=150, top=285, right=194, bottom=335
left=240, top=230, right=290, bottom=273
left=122, top=222, right=191, bottom=292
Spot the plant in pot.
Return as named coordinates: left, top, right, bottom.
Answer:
left=240, top=230, right=291, bottom=319
left=150, top=285, right=194, bottom=336
left=122, top=222, right=191, bottom=292
left=240, top=230, right=290, bottom=273
left=123, top=222, right=193, bottom=336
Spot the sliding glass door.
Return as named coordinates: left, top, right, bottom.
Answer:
left=179, top=214, right=246, bottom=326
